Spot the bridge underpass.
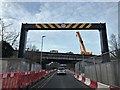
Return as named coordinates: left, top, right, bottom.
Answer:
left=42, top=59, right=77, bottom=71
left=24, top=51, right=95, bottom=70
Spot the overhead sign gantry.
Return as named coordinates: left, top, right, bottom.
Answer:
left=18, top=23, right=109, bottom=62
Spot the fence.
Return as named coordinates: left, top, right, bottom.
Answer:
left=75, top=49, right=120, bottom=87
left=1, top=58, right=41, bottom=73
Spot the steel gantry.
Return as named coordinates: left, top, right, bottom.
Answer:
left=18, top=23, right=109, bottom=62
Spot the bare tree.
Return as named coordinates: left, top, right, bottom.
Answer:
left=109, top=34, right=120, bottom=59
left=26, top=44, right=39, bottom=51
left=31, top=45, right=37, bottom=51
left=0, top=18, right=19, bottom=49
left=109, top=34, right=120, bottom=50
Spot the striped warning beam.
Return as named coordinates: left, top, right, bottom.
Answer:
left=35, top=23, right=92, bottom=29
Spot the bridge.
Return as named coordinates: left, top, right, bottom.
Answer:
left=24, top=51, right=95, bottom=67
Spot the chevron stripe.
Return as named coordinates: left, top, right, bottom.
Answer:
left=86, top=24, right=92, bottom=28
left=36, top=23, right=92, bottom=29
left=35, top=24, right=41, bottom=28
left=73, top=24, right=79, bottom=28
left=66, top=24, right=72, bottom=28
left=79, top=23, right=86, bottom=28
left=41, top=24, right=48, bottom=28
left=55, top=24, right=61, bottom=28
left=48, top=24, right=55, bottom=28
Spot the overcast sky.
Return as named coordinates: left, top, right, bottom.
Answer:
left=1, top=1, right=119, bottom=55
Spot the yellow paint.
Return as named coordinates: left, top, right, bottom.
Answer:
left=42, top=24, right=48, bottom=28
left=48, top=24, right=55, bottom=28
left=79, top=23, right=86, bottom=28
left=72, top=24, right=79, bottom=28
left=35, top=24, right=41, bottom=28
left=55, top=24, right=61, bottom=28
left=86, top=24, right=92, bottom=28
left=66, top=24, right=72, bottom=28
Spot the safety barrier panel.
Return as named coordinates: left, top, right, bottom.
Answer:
left=41, top=70, right=46, bottom=78
left=90, top=79, right=98, bottom=89
left=110, top=86, right=120, bottom=90
left=0, top=73, right=2, bottom=90
left=81, top=76, right=86, bottom=83
left=0, top=69, right=56, bottom=89
left=77, top=74, right=79, bottom=79
left=66, top=69, right=120, bottom=90
left=84, top=78, right=90, bottom=86
left=75, top=74, right=120, bottom=90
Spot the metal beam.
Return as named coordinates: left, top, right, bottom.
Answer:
left=22, top=23, right=105, bottom=30
left=18, top=24, right=28, bottom=58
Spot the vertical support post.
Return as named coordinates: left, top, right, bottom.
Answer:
left=79, top=61, right=81, bottom=75
left=82, top=54, right=85, bottom=75
left=42, top=61, right=46, bottom=70
left=40, top=36, right=46, bottom=69
left=93, top=57, right=98, bottom=81
left=18, top=24, right=28, bottom=58
left=40, top=37, right=43, bottom=69
left=118, top=5, right=120, bottom=86
left=99, top=23, right=110, bottom=62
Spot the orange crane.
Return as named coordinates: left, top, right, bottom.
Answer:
left=76, top=32, right=92, bottom=55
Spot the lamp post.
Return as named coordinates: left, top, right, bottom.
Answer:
left=40, top=35, right=46, bottom=70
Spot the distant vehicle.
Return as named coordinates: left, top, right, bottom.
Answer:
left=66, top=51, right=74, bottom=54
left=60, top=64, right=66, bottom=66
left=59, top=64, right=67, bottom=69
left=50, top=50, right=58, bottom=53
left=57, top=67, right=66, bottom=75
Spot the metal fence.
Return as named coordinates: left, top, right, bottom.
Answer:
left=75, top=49, right=120, bottom=87
left=1, top=58, right=41, bottom=73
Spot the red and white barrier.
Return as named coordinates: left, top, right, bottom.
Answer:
left=84, top=78, right=90, bottom=86
left=90, top=79, right=98, bottom=89
left=74, top=74, right=120, bottom=90
left=65, top=69, right=120, bottom=90
left=0, top=73, right=2, bottom=90
left=0, top=69, right=56, bottom=89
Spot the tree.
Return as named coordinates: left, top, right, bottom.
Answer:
left=26, top=44, right=39, bottom=51
left=26, top=38, right=39, bottom=51
left=109, top=34, right=120, bottom=59
left=0, top=18, right=19, bottom=49
left=1, top=41, right=14, bottom=58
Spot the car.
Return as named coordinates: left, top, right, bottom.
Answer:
left=57, top=67, right=66, bottom=75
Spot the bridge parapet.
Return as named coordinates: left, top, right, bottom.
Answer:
left=24, top=51, right=94, bottom=62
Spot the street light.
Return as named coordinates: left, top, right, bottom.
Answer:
left=40, top=35, right=46, bottom=70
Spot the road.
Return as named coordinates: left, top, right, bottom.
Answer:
left=30, top=71, right=94, bottom=89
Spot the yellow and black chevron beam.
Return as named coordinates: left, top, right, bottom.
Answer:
left=35, top=23, right=92, bottom=29
left=70, top=23, right=92, bottom=29
left=35, top=24, right=61, bottom=29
